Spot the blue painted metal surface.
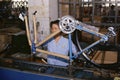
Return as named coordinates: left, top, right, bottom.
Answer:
left=68, top=33, right=72, bottom=62
left=0, top=67, right=66, bottom=80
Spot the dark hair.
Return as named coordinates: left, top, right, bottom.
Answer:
left=111, top=5, right=115, bottom=9
left=50, top=20, right=59, bottom=28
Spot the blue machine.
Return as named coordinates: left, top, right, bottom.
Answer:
left=0, top=67, right=67, bottom=80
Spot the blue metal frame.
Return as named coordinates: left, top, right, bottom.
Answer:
left=69, top=25, right=114, bottom=60
left=68, top=33, right=73, bottom=63
left=31, top=42, right=36, bottom=54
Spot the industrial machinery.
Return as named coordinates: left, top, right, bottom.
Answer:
left=0, top=15, right=119, bottom=80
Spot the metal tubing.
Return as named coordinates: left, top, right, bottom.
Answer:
left=68, top=33, right=72, bottom=62
left=73, top=38, right=104, bottom=59
left=24, top=16, right=32, bottom=46
left=33, top=14, right=37, bottom=44
left=36, top=48, right=69, bottom=60
left=36, top=30, right=61, bottom=47
left=76, top=25, right=104, bottom=38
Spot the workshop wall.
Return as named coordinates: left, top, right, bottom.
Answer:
left=28, top=0, right=58, bottom=41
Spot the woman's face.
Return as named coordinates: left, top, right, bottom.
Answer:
left=51, top=24, right=60, bottom=33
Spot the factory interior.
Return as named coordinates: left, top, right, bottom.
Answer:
left=0, top=0, right=120, bottom=80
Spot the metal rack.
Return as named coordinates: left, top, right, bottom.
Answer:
left=58, top=0, right=120, bottom=25
left=58, top=0, right=120, bottom=44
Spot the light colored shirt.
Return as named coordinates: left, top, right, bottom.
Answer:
left=47, top=36, right=77, bottom=66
